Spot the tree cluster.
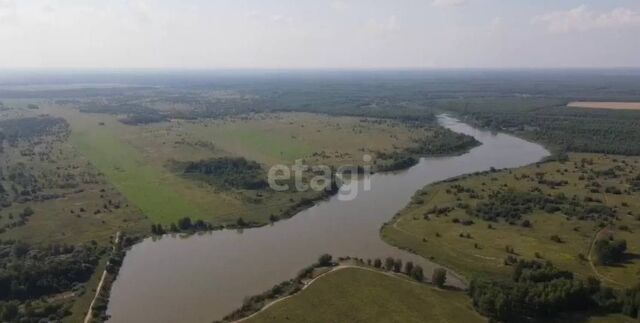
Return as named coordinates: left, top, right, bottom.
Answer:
left=183, top=157, right=267, bottom=190
left=593, top=238, right=627, bottom=266
left=469, top=260, right=638, bottom=321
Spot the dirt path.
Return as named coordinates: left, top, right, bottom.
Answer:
left=84, top=232, right=120, bottom=323
left=585, top=187, right=623, bottom=287
left=587, top=227, right=623, bottom=287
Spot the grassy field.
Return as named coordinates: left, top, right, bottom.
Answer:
left=46, top=106, right=430, bottom=225
left=181, top=113, right=427, bottom=166
left=0, top=106, right=148, bottom=245
left=382, top=153, right=640, bottom=287
left=0, top=103, right=149, bottom=321
left=246, top=267, right=485, bottom=323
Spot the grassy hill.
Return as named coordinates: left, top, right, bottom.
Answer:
left=247, top=267, right=484, bottom=323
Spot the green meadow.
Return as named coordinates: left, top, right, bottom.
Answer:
left=247, top=267, right=484, bottom=323
left=382, top=153, right=640, bottom=286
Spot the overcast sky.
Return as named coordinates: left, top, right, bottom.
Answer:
left=1, top=0, right=639, bottom=69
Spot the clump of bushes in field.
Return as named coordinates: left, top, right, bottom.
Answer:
left=182, top=157, right=268, bottom=190
left=469, top=190, right=614, bottom=222
left=593, top=238, right=627, bottom=266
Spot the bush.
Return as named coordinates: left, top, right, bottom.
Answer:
left=432, top=268, right=447, bottom=287
left=593, top=239, right=627, bottom=265
left=317, top=254, right=333, bottom=267
left=411, top=265, right=424, bottom=282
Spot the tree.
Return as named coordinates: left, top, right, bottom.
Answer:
left=393, top=258, right=402, bottom=272
left=432, top=268, right=447, bottom=287
left=593, top=239, right=627, bottom=265
left=404, top=261, right=414, bottom=275
left=177, top=217, right=192, bottom=230
left=411, top=265, right=424, bottom=281
left=318, top=254, right=333, bottom=267
left=384, top=257, right=395, bottom=271
left=373, top=258, right=382, bottom=268
left=21, top=207, right=34, bottom=218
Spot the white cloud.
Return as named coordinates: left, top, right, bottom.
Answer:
left=431, top=0, right=465, bottom=8
left=270, top=14, right=293, bottom=24
left=0, top=0, right=16, bottom=23
left=244, top=10, right=293, bottom=24
left=533, top=5, right=640, bottom=33
left=366, top=15, right=398, bottom=34
left=329, top=0, right=349, bottom=12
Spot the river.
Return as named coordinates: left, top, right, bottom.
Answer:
left=106, top=115, right=549, bottom=323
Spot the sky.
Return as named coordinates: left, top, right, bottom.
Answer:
left=0, top=0, right=639, bottom=69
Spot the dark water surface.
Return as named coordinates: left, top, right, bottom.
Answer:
left=106, top=115, right=549, bottom=323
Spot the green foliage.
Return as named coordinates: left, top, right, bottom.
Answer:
left=410, top=265, right=424, bottom=282
left=0, top=240, right=100, bottom=321
left=450, top=102, right=640, bottom=155
left=0, top=241, right=99, bottom=301
left=183, top=157, right=267, bottom=190
left=593, top=239, right=627, bottom=266
left=432, top=268, right=447, bottom=288
left=317, top=254, right=333, bottom=267
left=469, top=261, right=598, bottom=321
left=406, top=128, right=479, bottom=156
left=0, top=116, right=68, bottom=143
left=152, top=217, right=213, bottom=235
left=470, top=189, right=612, bottom=222
left=620, top=285, right=640, bottom=319
left=78, top=103, right=167, bottom=125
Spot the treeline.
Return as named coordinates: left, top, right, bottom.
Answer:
left=151, top=216, right=216, bottom=235
left=469, top=190, right=614, bottom=223
left=376, top=128, right=479, bottom=172
left=78, top=102, right=168, bottom=125
left=182, top=157, right=268, bottom=190
left=0, top=240, right=101, bottom=321
left=87, top=233, right=141, bottom=322
left=376, top=154, right=418, bottom=172
left=441, top=98, right=640, bottom=155
left=407, top=128, right=479, bottom=156
left=0, top=116, right=68, bottom=144
left=469, top=260, right=640, bottom=321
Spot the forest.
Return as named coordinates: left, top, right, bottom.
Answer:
left=469, top=260, right=640, bottom=321
left=182, top=157, right=268, bottom=190
left=440, top=98, right=640, bottom=155
left=0, top=240, right=101, bottom=321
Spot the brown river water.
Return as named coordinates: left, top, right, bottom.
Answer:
left=106, top=115, right=549, bottom=323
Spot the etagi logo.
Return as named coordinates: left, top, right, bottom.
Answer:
left=267, top=154, right=373, bottom=201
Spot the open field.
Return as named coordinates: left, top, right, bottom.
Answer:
left=568, top=101, right=640, bottom=110
left=0, top=105, right=149, bottom=322
left=0, top=108, right=148, bottom=245
left=382, top=153, right=640, bottom=286
left=46, top=105, right=435, bottom=225
left=246, top=267, right=484, bottom=323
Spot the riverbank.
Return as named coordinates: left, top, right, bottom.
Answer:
left=105, top=115, right=549, bottom=323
